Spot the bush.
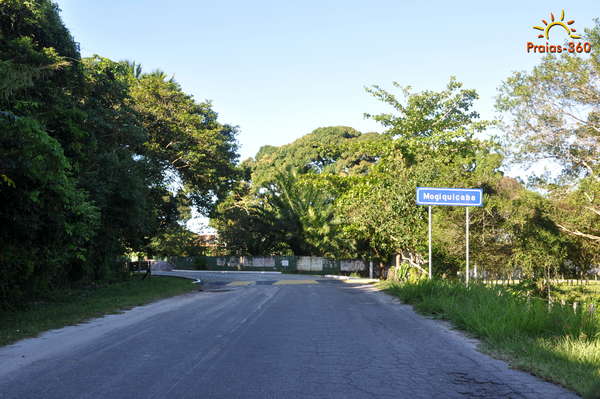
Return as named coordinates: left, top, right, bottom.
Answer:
left=0, top=116, right=99, bottom=309
left=387, top=263, right=426, bottom=283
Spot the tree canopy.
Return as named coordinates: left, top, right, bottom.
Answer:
left=497, top=20, right=600, bottom=272
left=0, top=0, right=239, bottom=308
left=212, top=72, right=588, bottom=281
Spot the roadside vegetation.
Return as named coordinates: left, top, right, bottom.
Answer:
left=484, top=279, right=600, bottom=305
left=380, top=279, right=600, bottom=398
left=0, top=275, right=197, bottom=347
left=554, top=283, right=600, bottom=304
left=0, top=0, right=237, bottom=311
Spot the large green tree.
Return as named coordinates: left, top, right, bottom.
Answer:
left=130, top=71, right=239, bottom=215
left=0, top=115, right=99, bottom=304
left=497, top=20, right=600, bottom=276
left=338, top=78, right=496, bottom=272
left=212, top=126, right=381, bottom=256
left=249, top=126, right=387, bottom=186
left=0, top=1, right=240, bottom=308
left=0, top=0, right=99, bottom=304
left=497, top=21, right=600, bottom=244
left=75, top=56, right=157, bottom=278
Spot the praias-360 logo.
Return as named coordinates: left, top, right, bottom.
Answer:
left=527, top=10, right=592, bottom=54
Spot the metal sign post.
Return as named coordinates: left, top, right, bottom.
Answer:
left=428, top=206, right=432, bottom=279
left=465, top=207, right=470, bottom=286
left=416, top=187, right=483, bottom=284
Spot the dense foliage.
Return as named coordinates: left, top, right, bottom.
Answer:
left=212, top=22, right=600, bottom=282
left=0, top=0, right=238, bottom=308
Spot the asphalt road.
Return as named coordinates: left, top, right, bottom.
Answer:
left=0, top=272, right=578, bottom=399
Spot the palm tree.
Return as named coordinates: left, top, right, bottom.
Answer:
left=259, top=169, right=343, bottom=256
left=124, top=60, right=143, bottom=79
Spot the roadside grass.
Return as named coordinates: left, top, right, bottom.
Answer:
left=0, top=275, right=197, bottom=347
left=379, top=279, right=600, bottom=398
left=486, top=281, right=600, bottom=304
left=553, top=283, right=600, bottom=305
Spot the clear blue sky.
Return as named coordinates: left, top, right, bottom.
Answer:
left=55, top=1, right=598, bottom=161
left=52, top=1, right=598, bottom=232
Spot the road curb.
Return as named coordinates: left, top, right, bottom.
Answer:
left=172, top=269, right=282, bottom=274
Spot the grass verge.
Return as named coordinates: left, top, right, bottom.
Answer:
left=379, top=279, right=600, bottom=398
left=0, top=275, right=197, bottom=347
left=554, top=283, right=600, bottom=304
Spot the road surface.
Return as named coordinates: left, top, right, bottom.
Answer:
left=0, top=271, right=578, bottom=398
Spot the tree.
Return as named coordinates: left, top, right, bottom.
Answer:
left=130, top=72, right=239, bottom=215
left=249, top=126, right=387, bottom=186
left=339, top=78, right=496, bottom=274
left=212, top=169, right=346, bottom=256
left=76, top=56, right=156, bottom=279
left=0, top=114, right=99, bottom=306
left=0, top=0, right=78, bottom=101
left=257, top=169, right=345, bottom=256
left=0, top=0, right=100, bottom=306
left=0, top=1, right=241, bottom=308
left=497, top=20, right=600, bottom=246
left=212, top=126, right=384, bottom=256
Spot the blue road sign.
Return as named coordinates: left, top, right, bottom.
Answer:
left=416, top=187, right=483, bottom=207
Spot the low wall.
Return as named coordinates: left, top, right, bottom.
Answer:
left=166, top=255, right=367, bottom=274
left=150, top=260, right=173, bottom=271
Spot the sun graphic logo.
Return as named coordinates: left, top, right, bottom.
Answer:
left=527, top=9, right=591, bottom=54
left=533, top=10, right=580, bottom=40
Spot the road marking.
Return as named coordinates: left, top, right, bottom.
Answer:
left=273, top=280, right=318, bottom=285
left=342, top=279, right=378, bottom=284
left=226, top=281, right=254, bottom=286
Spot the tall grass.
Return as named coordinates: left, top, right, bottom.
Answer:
left=0, top=276, right=197, bottom=347
left=381, top=279, right=600, bottom=398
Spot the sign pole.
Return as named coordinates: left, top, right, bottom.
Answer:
left=428, top=206, right=432, bottom=279
left=465, top=207, right=470, bottom=286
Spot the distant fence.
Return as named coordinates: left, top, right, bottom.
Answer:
left=128, top=260, right=151, bottom=271
left=482, top=278, right=600, bottom=286
left=165, top=255, right=367, bottom=274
